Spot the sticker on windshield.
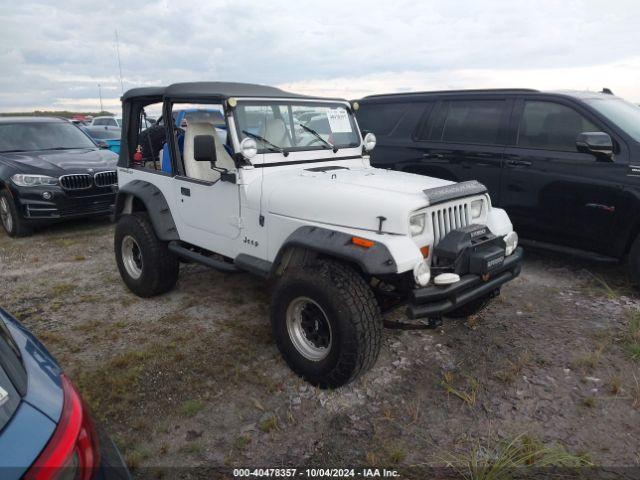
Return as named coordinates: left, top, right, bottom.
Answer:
left=326, top=108, right=352, bottom=133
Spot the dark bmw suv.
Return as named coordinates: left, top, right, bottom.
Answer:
left=0, top=117, right=118, bottom=237
left=357, top=89, right=640, bottom=285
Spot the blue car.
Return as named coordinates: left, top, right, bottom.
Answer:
left=0, top=308, right=129, bottom=479
left=82, top=126, right=121, bottom=154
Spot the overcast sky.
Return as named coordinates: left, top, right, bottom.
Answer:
left=1, top=0, right=639, bottom=112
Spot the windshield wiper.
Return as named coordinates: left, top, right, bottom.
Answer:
left=242, top=130, right=289, bottom=157
left=299, top=123, right=338, bottom=153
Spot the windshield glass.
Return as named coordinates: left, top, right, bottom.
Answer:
left=235, top=101, right=360, bottom=153
left=584, top=97, right=640, bottom=142
left=0, top=122, right=97, bottom=152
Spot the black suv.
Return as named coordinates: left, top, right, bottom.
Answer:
left=357, top=89, right=640, bottom=284
left=0, top=117, right=118, bottom=237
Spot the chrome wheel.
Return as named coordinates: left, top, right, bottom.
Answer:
left=286, top=297, right=332, bottom=361
left=0, top=197, right=13, bottom=233
left=121, top=235, right=143, bottom=279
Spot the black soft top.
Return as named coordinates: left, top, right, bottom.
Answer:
left=122, top=82, right=345, bottom=103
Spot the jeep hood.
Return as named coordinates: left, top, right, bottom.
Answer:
left=263, top=166, right=455, bottom=234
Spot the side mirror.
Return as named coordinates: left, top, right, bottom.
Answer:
left=193, top=134, right=218, bottom=166
left=96, top=140, right=109, bottom=149
left=576, top=132, right=614, bottom=160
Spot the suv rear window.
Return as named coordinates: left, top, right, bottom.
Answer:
left=430, top=100, right=506, bottom=145
left=357, top=103, right=411, bottom=136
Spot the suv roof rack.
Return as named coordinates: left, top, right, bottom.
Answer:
left=361, top=88, right=539, bottom=100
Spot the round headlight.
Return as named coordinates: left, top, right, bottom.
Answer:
left=409, top=213, right=426, bottom=236
left=413, top=259, right=431, bottom=287
left=504, top=231, right=519, bottom=256
left=470, top=199, right=483, bottom=219
left=240, top=137, right=258, bottom=159
left=363, top=132, right=377, bottom=152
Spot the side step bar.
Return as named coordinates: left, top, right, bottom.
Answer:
left=168, top=241, right=241, bottom=273
left=519, top=239, right=619, bottom=264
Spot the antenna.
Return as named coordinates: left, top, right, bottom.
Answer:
left=98, top=83, right=103, bottom=112
left=115, top=29, right=124, bottom=94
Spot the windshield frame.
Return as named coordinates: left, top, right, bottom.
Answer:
left=233, top=98, right=362, bottom=155
left=584, top=96, right=640, bottom=143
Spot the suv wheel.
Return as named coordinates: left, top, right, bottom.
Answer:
left=629, top=235, right=640, bottom=287
left=0, top=191, right=31, bottom=237
left=271, top=260, right=383, bottom=388
left=445, top=289, right=499, bottom=319
left=114, top=213, right=179, bottom=297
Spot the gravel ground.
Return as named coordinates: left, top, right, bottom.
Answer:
left=1, top=218, right=639, bottom=477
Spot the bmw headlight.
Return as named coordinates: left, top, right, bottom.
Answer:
left=470, top=199, right=483, bottom=219
left=504, top=231, right=519, bottom=256
left=409, top=213, right=426, bottom=236
left=413, top=259, right=431, bottom=286
left=11, top=174, right=59, bottom=187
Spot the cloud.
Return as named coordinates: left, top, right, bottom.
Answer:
left=1, top=0, right=639, bottom=111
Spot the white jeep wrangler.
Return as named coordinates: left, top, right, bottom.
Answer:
left=114, top=82, right=523, bottom=388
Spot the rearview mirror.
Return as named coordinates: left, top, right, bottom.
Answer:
left=576, top=132, right=613, bottom=160
left=193, top=135, right=218, bottom=166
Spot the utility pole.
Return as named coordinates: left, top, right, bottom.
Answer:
left=115, top=29, right=124, bottom=94
left=98, top=83, right=103, bottom=112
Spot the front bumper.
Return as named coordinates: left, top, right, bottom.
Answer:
left=407, top=247, right=523, bottom=319
left=11, top=185, right=116, bottom=223
left=96, top=426, right=131, bottom=480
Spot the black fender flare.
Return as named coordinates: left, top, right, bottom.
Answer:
left=269, top=225, right=398, bottom=277
left=115, top=180, right=179, bottom=241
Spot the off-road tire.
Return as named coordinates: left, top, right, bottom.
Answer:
left=271, top=260, right=383, bottom=388
left=629, top=235, right=640, bottom=287
left=114, top=213, right=179, bottom=297
left=0, top=190, right=32, bottom=237
left=445, top=290, right=498, bottom=319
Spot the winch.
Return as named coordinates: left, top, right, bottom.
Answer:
left=433, top=224, right=506, bottom=276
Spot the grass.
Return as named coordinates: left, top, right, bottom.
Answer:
left=259, top=415, right=278, bottom=433
left=495, top=350, right=532, bottom=384
left=48, top=282, right=76, bottom=297
left=624, top=312, right=640, bottom=361
left=571, top=343, right=607, bottom=372
left=581, top=396, right=597, bottom=408
left=179, top=399, right=205, bottom=418
left=444, top=434, right=593, bottom=480
left=234, top=435, right=252, bottom=450
left=179, top=441, right=204, bottom=455
left=441, top=372, right=479, bottom=407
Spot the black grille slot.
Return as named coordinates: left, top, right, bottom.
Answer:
left=94, top=170, right=118, bottom=187
left=59, top=174, right=92, bottom=190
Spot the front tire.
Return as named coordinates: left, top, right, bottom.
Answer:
left=0, top=190, right=32, bottom=237
left=445, top=290, right=498, bottom=319
left=271, top=260, right=383, bottom=388
left=629, top=235, right=640, bottom=287
left=114, top=213, right=179, bottom=297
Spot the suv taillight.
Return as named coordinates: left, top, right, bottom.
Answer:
left=24, top=374, right=100, bottom=480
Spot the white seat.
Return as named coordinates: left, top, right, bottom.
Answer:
left=263, top=118, right=291, bottom=148
left=183, top=122, right=235, bottom=182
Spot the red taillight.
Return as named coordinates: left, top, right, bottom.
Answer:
left=24, top=374, right=100, bottom=480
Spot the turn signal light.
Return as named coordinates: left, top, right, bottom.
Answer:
left=420, top=246, right=430, bottom=258
left=351, top=237, right=375, bottom=248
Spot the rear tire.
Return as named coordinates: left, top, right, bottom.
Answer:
left=114, top=213, right=179, bottom=297
left=629, top=235, right=640, bottom=287
left=271, top=260, right=383, bottom=388
left=0, top=190, right=31, bottom=237
left=445, top=290, right=498, bottom=319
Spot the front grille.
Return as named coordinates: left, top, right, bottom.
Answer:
left=94, top=170, right=117, bottom=187
left=58, top=199, right=113, bottom=216
left=60, top=174, right=92, bottom=190
left=430, top=201, right=471, bottom=245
